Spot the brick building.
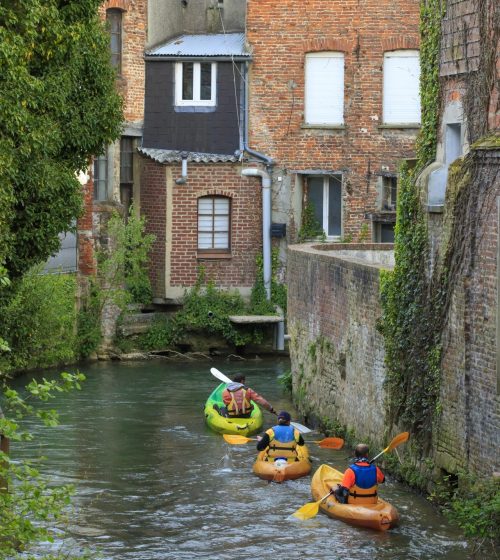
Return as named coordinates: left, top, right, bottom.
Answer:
left=76, top=0, right=147, bottom=277
left=139, top=1, right=264, bottom=302
left=420, top=0, right=500, bottom=477
left=245, top=0, right=421, bottom=248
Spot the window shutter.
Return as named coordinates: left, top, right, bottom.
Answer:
left=383, top=51, right=421, bottom=124
left=305, top=53, right=344, bottom=125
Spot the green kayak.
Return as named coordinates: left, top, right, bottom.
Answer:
left=204, top=383, right=263, bottom=436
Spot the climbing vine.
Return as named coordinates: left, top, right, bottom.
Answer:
left=379, top=0, right=443, bottom=438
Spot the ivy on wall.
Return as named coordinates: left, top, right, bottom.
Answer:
left=379, top=0, right=444, bottom=439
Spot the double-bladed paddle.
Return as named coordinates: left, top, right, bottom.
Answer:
left=292, top=431, right=410, bottom=520
left=222, top=433, right=344, bottom=449
left=209, top=367, right=312, bottom=434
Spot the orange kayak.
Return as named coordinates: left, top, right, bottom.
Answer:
left=253, top=445, right=311, bottom=483
left=311, top=464, right=399, bottom=531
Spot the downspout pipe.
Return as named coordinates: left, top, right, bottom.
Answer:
left=241, top=167, right=272, bottom=300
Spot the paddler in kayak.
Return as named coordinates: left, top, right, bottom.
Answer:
left=256, top=410, right=305, bottom=461
left=218, top=373, right=276, bottom=418
left=334, top=443, right=385, bottom=504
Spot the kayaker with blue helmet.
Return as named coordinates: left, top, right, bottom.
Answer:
left=334, top=443, right=385, bottom=504
left=256, top=410, right=304, bottom=461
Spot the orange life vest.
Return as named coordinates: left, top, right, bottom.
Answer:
left=227, top=387, right=253, bottom=416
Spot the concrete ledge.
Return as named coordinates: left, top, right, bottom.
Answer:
left=229, top=315, right=282, bottom=324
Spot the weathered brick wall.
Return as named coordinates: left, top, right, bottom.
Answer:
left=141, top=159, right=262, bottom=298
left=287, top=244, right=390, bottom=446
left=436, top=149, right=500, bottom=477
left=99, top=0, right=146, bottom=124
left=246, top=0, right=420, bottom=239
left=140, top=159, right=166, bottom=297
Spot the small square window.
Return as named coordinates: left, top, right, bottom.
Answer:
left=175, top=62, right=217, bottom=106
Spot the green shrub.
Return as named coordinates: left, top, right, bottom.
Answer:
left=0, top=267, right=77, bottom=373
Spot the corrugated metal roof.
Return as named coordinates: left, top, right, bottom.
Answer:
left=138, top=147, right=242, bottom=164
left=146, top=33, right=249, bottom=59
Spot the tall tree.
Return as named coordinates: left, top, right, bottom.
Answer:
left=0, top=0, right=123, bottom=279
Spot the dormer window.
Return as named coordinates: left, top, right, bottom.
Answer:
left=175, top=62, right=217, bottom=106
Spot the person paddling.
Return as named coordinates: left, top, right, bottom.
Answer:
left=334, top=443, right=385, bottom=504
left=218, top=374, right=276, bottom=418
left=256, top=410, right=304, bottom=461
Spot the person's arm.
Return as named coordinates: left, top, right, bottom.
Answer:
left=256, top=433, right=270, bottom=451
left=246, top=388, right=275, bottom=414
left=376, top=466, right=385, bottom=484
left=341, top=467, right=355, bottom=489
left=222, top=389, right=231, bottom=406
left=294, top=430, right=305, bottom=446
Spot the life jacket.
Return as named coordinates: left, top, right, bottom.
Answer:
left=226, top=383, right=253, bottom=417
left=347, top=462, right=378, bottom=504
left=265, top=425, right=300, bottom=461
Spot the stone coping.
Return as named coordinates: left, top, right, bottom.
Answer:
left=228, top=315, right=282, bottom=324
left=289, top=242, right=395, bottom=269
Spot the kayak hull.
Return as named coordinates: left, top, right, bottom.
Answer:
left=253, top=445, right=311, bottom=483
left=311, top=464, right=399, bottom=531
left=204, top=383, right=263, bottom=436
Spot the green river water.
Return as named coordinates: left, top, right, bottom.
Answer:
left=12, top=359, right=470, bottom=559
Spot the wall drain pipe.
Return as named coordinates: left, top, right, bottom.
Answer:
left=175, top=153, right=188, bottom=185
left=241, top=167, right=272, bottom=300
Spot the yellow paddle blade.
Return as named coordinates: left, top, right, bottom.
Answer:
left=386, top=431, right=409, bottom=452
left=292, top=500, right=321, bottom=520
left=222, top=434, right=253, bottom=444
left=314, top=437, right=344, bottom=449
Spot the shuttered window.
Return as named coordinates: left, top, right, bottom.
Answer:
left=383, top=51, right=421, bottom=124
left=305, top=52, right=344, bottom=125
left=198, top=196, right=230, bottom=252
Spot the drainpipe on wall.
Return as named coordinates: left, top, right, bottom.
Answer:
left=241, top=167, right=272, bottom=301
left=175, top=153, right=188, bottom=185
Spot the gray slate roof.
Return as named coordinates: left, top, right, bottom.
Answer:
left=146, top=33, right=249, bottom=59
left=138, top=147, right=242, bottom=164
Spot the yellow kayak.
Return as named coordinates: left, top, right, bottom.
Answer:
left=253, top=445, right=311, bottom=483
left=204, top=383, right=263, bottom=436
left=311, top=464, right=399, bottom=531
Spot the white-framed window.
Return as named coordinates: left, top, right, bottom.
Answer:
left=383, top=50, right=421, bottom=124
left=305, top=52, right=344, bottom=125
left=197, top=196, right=230, bottom=252
left=307, top=175, right=342, bottom=237
left=93, top=151, right=109, bottom=201
left=175, top=62, right=217, bottom=106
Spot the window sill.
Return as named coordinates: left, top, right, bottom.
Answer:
left=378, top=123, right=421, bottom=130
left=196, top=252, right=232, bottom=260
left=175, top=105, right=216, bottom=113
left=301, top=124, right=346, bottom=130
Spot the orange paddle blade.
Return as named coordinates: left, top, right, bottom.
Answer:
left=386, top=431, right=409, bottom=452
left=222, top=434, right=254, bottom=444
left=314, top=437, right=344, bottom=449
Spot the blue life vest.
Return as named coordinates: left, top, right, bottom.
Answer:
left=349, top=462, right=377, bottom=489
left=272, top=424, right=295, bottom=443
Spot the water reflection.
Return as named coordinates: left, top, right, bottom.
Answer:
left=12, top=360, right=468, bottom=559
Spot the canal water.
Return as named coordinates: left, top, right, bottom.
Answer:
left=12, top=359, right=469, bottom=559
